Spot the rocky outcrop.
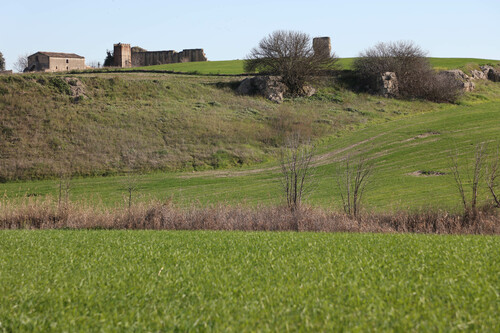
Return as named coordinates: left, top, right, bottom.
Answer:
left=470, top=69, right=487, bottom=80
left=376, top=72, right=399, bottom=98
left=237, top=76, right=287, bottom=103
left=439, top=69, right=475, bottom=92
left=489, top=70, right=500, bottom=82
left=63, top=77, right=86, bottom=101
left=480, top=65, right=500, bottom=82
left=237, top=76, right=315, bottom=103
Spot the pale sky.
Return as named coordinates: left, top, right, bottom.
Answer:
left=1, top=0, right=499, bottom=70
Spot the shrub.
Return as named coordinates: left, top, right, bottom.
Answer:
left=244, top=30, right=337, bottom=96
left=353, top=41, right=462, bottom=102
left=103, top=50, right=114, bottom=67
left=0, top=52, right=5, bottom=71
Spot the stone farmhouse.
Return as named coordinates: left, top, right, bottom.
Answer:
left=113, top=43, right=207, bottom=68
left=27, top=52, right=86, bottom=72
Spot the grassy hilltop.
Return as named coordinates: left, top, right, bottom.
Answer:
left=128, top=57, right=500, bottom=74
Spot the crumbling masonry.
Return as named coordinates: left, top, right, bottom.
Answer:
left=113, top=43, right=207, bottom=68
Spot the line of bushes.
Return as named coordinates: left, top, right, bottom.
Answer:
left=1, top=198, right=498, bottom=234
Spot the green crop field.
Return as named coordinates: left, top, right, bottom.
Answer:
left=0, top=230, right=498, bottom=331
left=128, top=57, right=500, bottom=74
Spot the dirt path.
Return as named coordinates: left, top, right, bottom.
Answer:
left=178, top=133, right=387, bottom=179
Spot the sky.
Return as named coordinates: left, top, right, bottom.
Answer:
left=1, top=0, right=499, bottom=70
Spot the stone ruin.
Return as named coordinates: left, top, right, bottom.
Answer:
left=313, top=37, right=331, bottom=58
left=481, top=65, right=500, bottom=82
left=436, top=66, right=500, bottom=92
left=113, top=43, right=207, bottom=68
left=376, top=72, right=399, bottom=98
left=376, top=67, right=494, bottom=97
left=237, top=76, right=315, bottom=103
left=438, top=69, right=475, bottom=92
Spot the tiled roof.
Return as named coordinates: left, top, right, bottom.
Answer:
left=36, top=52, right=84, bottom=59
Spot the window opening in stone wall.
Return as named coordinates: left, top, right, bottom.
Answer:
left=66, top=59, right=69, bottom=63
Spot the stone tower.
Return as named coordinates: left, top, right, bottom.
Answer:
left=313, top=37, right=331, bottom=58
left=113, top=43, right=132, bottom=68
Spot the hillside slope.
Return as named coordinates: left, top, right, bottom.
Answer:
left=0, top=72, right=441, bottom=181
left=2, top=75, right=500, bottom=210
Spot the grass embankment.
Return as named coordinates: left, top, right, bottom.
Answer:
left=0, top=231, right=498, bottom=331
left=129, top=57, right=500, bottom=74
left=4, top=79, right=500, bottom=211
left=0, top=72, right=439, bottom=182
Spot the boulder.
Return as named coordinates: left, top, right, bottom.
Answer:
left=489, top=69, right=500, bottom=82
left=439, top=69, right=475, bottom=92
left=301, top=85, right=317, bottom=97
left=237, top=76, right=289, bottom=103
left=480, top=65, right=494, bottom=76
left=470, top=69, right=487, bottom=80
left=376, top=72, right=399, bottom=98
left=237, top=76, right=317, bottom=103
left=63, top=77, right=86, bottom=101
left=480, top=65, right=500, bottom=82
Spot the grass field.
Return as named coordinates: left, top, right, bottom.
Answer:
left=129, top=57, right=500, bottom=74
left=0, top=71, right=443, bottom=182
left=0, top=230, right=498, bottom=331
left=4, top=80, right=500, bottom=211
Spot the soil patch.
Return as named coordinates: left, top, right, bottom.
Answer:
left=403, top=131, right=440, bottom=142
left=408, top=170, right=446, bottom=177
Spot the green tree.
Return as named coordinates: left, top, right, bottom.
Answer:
left=103, top=50, right=114, bottom=67
left=0, top=52, right=5, bottom=71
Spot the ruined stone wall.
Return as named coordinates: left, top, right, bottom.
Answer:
left=130, top=49, right=207, bottom=67
left=179, top=49, right=207, bottom=62
left=131, top=51, right=177, bottom=67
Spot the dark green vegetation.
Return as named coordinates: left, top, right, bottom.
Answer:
left=0, top=231, right=498, bottom=331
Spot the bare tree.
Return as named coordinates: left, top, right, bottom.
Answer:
left=57, top=172, right=71, bottom=210
left=279, top=134, right=315, bottom=212
left=121, top=172, right=139, bottom=210
left=336, top=154, right=374, bottom=218
left=0, top=52, right=5, bottom=71
left=13, top=53, right=29, bottom=72
left=87, top=60, right=101, bottom=69
left=485, top=145, right=500, bottom=208
left=449, top=143, right=487, bottom=221
left=353, top=41, right=462, bottom=102
left=245, top=30, right=337, bottom=95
